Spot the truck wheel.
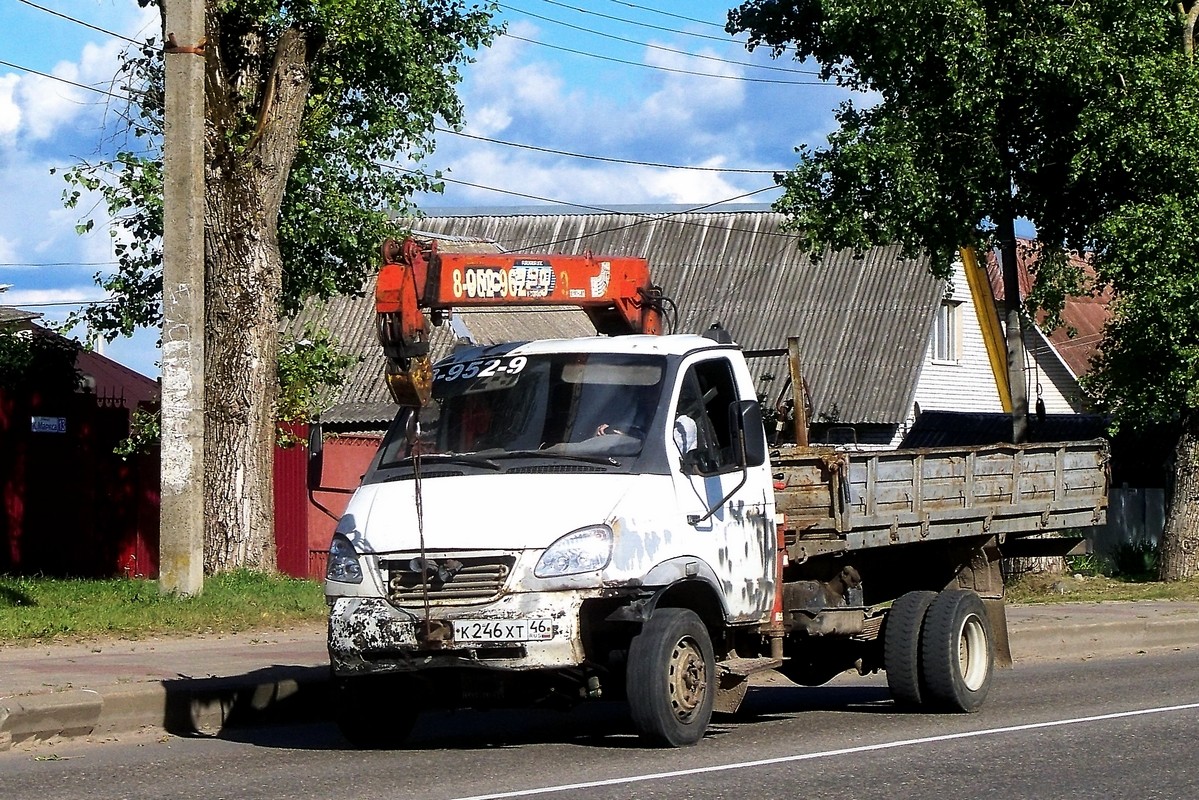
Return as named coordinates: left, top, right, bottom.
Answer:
left=883, top=590, right=936, bottom=708
left=626, top=607, right=715, bottom=747
left=920, top=589, right=994, bottom=713
left=333, top=676, right=420, bottom=749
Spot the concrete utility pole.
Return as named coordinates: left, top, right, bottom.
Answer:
left=159, top=0, right=206, bottom=595
left=997, top=220, right=1029, bottom=444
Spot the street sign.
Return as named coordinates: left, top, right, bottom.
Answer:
left=30, top=416, right=67, bottom=434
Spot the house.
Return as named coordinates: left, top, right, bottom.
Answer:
left=289, top=207, right=1098, bottom=573
left=298, top=208, right=1043, bottom=445
left=0, top=310, right=160, bottom=578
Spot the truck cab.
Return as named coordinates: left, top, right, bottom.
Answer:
left=325, top=332, right=775, bottom=746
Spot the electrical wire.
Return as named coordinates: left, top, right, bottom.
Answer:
left=381, top=159, right=780, bottom=218
left=0, top=58, right=129, bottom=102
left=605, top=0, right=729, bottom=31
left=500, top=2, right=818, bottom=76
left=14, top=0, right=147, bottom=46
left=542, top=0, right=740, bottom=46
left=512, top=185, right=782, bottom=250
left=435, top=127, right=783, bottom=173
left=4, top=298, right=116, bottom=308
left=0, top=261, right=116, bottom=267
left=502, top=32, right=832, bottom=86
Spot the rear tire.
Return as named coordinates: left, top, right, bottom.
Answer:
left=334, top=676, right=420, bottom=749
left=883, top=590, right=936, bottom=708
left=920, top=589, right=994, bottom=712
left=626, top=608, right=715, bottom=747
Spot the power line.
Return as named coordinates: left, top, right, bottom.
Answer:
left=380, top=161, right=797, bottom=247
left=0, top=261, right=117, bottom=267
left=436, top=127, right=783, bottom=173
left=381, top=160, right=698, bottom=211
left=15, top=0, right=145, bottom=46
left=605, top=0, right=728, bottom=31
left=0, top=58, right=129, bottom=102
left=502, top=33, right=830, bottom=86
left=500, top=2, right=818, bottom=76
left=6, top=298, right=116, bottom=308
left=512, top=186, right=784, bottom=250
left=541, top=0, right=739, bottom=46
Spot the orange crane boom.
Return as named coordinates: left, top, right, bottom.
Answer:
left=375, top=237, right=667, bottom=406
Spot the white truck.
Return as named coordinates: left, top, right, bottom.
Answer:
left=320, top=240, right=1109, bottom=747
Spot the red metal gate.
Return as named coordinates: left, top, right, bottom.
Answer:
left=273, top=422, right=310, bottom=578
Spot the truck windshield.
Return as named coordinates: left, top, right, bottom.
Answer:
left=375, top=351, right=665, bottom=468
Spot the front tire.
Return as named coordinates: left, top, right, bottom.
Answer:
left=920, top=589, right=994, bottom=712
left=626, top=608, right=715, bottom=747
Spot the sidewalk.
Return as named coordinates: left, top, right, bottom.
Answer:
left=2, top=600, right=1198, bottom=751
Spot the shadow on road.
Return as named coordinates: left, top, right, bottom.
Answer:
left=194, top=674, right=895, bottom=752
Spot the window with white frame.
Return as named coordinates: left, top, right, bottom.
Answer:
left=933, top=300, right=961, bottom=363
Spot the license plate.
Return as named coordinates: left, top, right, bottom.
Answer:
left=452, top=618, right=554, bottom=643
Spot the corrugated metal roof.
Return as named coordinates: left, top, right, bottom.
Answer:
left=288, top=211, right=943, bottom=427
left=0, top=306, right=40, bottom=326
left=984, top=239, right=1109, bottom=378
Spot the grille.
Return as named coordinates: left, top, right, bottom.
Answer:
left=380, top=555, right=515, bottom=604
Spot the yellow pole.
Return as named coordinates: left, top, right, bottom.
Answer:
left=961, top=246, right=1012, bottom=413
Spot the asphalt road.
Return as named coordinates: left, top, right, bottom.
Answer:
left=3, top=650, right=1198, bottom=800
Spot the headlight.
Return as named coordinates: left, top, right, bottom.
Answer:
left=535, top=525, right=613, bottom=578
left=326, top=532, right=363, bottom=584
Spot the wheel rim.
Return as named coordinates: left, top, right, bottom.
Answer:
left=667, top=635, right=708, bottom=722
left=956, top=613, right=989, bottom=691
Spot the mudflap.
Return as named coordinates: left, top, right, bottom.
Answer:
left=714, top=656, right=782, bottom=714
left=982, top=597, right=1013, bottom=668
left=715, top=672, right=750, bottom=715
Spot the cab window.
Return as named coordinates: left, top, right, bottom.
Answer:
left=674, top=359, right=739, bottom=474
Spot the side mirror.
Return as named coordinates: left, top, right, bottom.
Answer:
left=307, top=419, right=325, bottom=491
left=729, top=400, right=767, bottom=468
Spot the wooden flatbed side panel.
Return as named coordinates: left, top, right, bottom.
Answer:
left=774, top=440, right=1109, bottom=549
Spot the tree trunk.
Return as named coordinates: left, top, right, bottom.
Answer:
left=201, top=25, right=313, bottom=573
left=1158, top=410, right=1199, bottom=581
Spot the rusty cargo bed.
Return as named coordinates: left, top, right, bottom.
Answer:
left=772, top=439, right=1110, bottom=560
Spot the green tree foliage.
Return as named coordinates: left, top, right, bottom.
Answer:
left=114, top=325, right=355, bottom=455
left=0, top=328, right=81, bottom=394
left=60, top=0, right=501, bottom=573
left=727, top=0, right=1199, bottom=578
left=62, top=2, right=500, bottom=334
left=276, top=326, right=359, bottom=427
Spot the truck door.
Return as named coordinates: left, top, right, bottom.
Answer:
left=669, top=357, right=775, bottom=623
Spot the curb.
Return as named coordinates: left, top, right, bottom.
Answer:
left=3, top=613, right=1198, bottom=750
left=1, top=666, right=330, bottom=751
left=1009, top=616, right=1199, bottom=662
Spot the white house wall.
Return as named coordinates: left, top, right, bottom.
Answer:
left=897, top=260, right=1085, bottom=447
left=903, top=262, right=1006, bottom=443
left=1020, top=327, right=1085, bottom=414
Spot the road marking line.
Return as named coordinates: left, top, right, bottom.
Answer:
left=447, top=702, right=1199, bottom=800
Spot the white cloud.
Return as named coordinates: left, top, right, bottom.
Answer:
left=465, top=22, right=569, bottom=136
left=0, top=74, right=20, bottom=138
left=637, top=44, right=745, bottom=130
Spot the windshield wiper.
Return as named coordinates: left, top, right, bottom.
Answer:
left=494, top=450, right=619, bottom=467
left=388, top=453, right=503, bottom=472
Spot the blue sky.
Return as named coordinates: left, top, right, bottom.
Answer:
left=0, top=0, right=853, bottom=377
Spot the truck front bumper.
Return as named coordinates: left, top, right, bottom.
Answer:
left=328, top=594, right=586, bottom=676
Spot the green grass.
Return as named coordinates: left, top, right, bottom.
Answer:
left=1006, top=572, right=1199, bottom=604
left=0, top=570, right=327, bottom=644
